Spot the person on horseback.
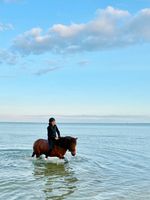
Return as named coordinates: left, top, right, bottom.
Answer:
left=47, top=117, right=60, bottom=154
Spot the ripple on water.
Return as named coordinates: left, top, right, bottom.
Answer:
left=0, top=150, right=80, bottom=200
left=1, top=123, right=150, bottom=200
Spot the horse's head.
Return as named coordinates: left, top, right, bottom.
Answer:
left=67, top=137, right=78, bottom=156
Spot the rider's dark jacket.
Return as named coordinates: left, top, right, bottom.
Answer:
left=47, top=124, right=60, bottom=140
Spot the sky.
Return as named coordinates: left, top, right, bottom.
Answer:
left=0, top=0, right=150, bottom=122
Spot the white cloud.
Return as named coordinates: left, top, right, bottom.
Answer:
left=12, top=6, right=150, bottom=55
left=34, top=66, right=61, bottom=76
left=2, top=0, right=21, bottom=3
left=78, top=60, right=89, bottom=66
left=127, top=8, right=150, bottom=41
left=96, top=6, right=130, bottom=18
left=0, top=23, right=13, bottom=31
left=51, top=23, right=85, bottom=38
left=0, top=49, right=17, bottom=65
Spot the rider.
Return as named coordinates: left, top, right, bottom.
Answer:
left=47, top=117, right=61, bottom=154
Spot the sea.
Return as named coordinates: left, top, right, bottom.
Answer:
left=0, top=122, right=150, bottom=200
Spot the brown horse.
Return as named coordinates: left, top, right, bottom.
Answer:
left=32, top=136, right=77, bottom=159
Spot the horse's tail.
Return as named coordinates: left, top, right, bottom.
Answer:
left=31, top=152, right=35, bottom=157
left=32, top=141, right=36, bottom=157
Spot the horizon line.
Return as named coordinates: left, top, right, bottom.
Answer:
left=0, top=121, right=150, bottom=124
left=0, top=114, right=150, bottom=123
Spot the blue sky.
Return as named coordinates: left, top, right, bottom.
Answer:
left=0, top=0, right=150, bottom=122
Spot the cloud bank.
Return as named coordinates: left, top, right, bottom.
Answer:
left=0, top=114, right=150, bottom=123
left=12, top=6, right=150, bottom=55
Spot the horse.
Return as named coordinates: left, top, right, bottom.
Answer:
left=32, top=136, right=77, bottom=159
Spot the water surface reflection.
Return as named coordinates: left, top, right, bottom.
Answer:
left=33, top=161, right=78, bottom=200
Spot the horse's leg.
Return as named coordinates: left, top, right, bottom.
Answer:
left=56, top=148, right=67, bottom=159
left=35, top=150, right=41, bottom=158
left=58, top=156, right=68, bottom=163
left=45, top=153, right=49, bottom=158
left=64, top=157, right=69, bottom=163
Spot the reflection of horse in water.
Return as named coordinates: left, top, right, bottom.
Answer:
left=33, top=161, right=78, bottom=200
left=32, top=136, right=77, bottom=159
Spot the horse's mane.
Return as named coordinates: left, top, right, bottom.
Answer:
left=54, top=136, right=76, bottom=149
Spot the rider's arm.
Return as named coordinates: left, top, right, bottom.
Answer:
left=56, top=125, right=60, bottom=138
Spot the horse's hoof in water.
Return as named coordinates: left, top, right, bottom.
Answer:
left=64, top=157, right=69, bottom=163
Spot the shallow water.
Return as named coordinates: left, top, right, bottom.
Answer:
left=0, top=122, right=150, bottom=200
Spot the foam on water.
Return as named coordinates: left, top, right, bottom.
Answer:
left=31, top=155, right=69, bottom=165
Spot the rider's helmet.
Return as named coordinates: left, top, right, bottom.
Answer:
left=49, top=117, right=55, bottom=123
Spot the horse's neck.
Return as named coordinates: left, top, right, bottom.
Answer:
left=55, top=137, right=69, bottom=150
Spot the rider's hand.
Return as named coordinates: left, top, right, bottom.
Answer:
left=55, top=137, right=59, bottom=140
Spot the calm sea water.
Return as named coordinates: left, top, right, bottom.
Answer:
left=0, top=122, right=150, bottom=200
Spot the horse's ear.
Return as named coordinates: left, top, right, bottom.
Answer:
left=76, top=137, right=78, bottom=140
